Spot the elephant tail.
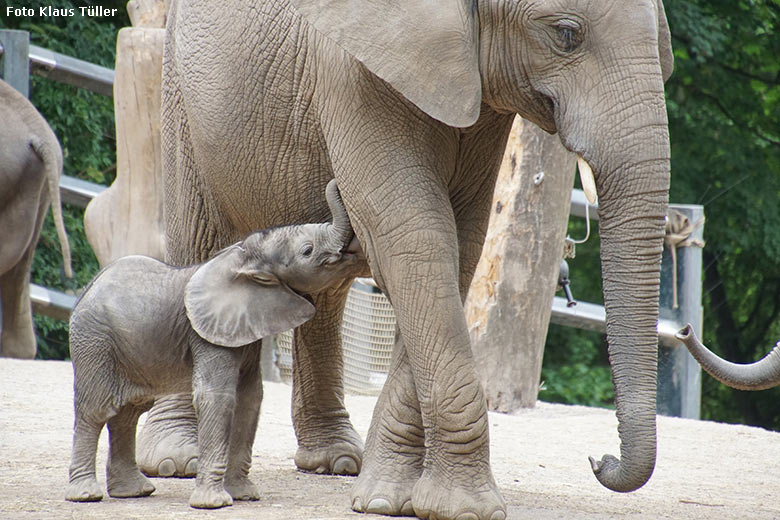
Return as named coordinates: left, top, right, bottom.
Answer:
left=31, top=135, right=73, bottom=278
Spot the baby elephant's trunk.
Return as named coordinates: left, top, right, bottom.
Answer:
left=325, top=179, right=354, bottom=252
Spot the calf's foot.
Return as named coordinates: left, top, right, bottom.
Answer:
left=65, top=476, right=103, bottom=502
left=189, top=485, right=233, bottom=509
left=224, top=475, right=260, bottom=501
left=107, top=470, right=155, bottom=498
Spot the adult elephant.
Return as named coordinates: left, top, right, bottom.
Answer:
left=0, top=79, right=72, bottom=359
left=154, top=0, right=674, bottom=518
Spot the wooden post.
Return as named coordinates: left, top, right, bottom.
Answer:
left=84, top=1, right=167, bottom=265
left=465, top=116, right=576, bottom=412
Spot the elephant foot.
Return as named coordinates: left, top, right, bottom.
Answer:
left=351, top=474, right=416, bottom=516
left=411, top=469, right=507, bottom=520
left=189, top=485, right=233, bottom=509
left=137, top=394, right=199, bottom=478
left=107, top=470, right=156, bottom=498
left=294, top=425, right=364, bottom=475
left=65, top=476, right=103, bottom=502
left=224, top=476, right=260, bottom=501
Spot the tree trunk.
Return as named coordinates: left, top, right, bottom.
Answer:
left=84, top=2, right=166, bottom=265
left=465, top=116, right=575, bottom=412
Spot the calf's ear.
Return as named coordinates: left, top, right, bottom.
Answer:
left=184, top=246, right=316, bottom=347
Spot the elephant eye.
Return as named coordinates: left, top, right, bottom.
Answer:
left=251, top=273, right=278, bottom=285
left=300, top=243, right=314, bottom=257
left=553, top=20, right=583, bottom=53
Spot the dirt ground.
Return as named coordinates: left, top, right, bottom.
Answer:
left=1, top=358, right=779, bottom=520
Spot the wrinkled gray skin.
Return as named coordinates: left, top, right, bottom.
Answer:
left=159, top=0, right=674, bottom=518
left=65, top=180, right=360, bottom=509
left=677, top=325, right=780, bottom=391
left=0, top=79, right=72, bottom=359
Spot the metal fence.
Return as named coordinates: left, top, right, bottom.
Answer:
left=1, top=29, right=704, bottom=417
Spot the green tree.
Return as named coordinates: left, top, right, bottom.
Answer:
left=1, top=0, right=128, bottom=358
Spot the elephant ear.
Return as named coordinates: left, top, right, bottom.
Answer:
left=290, top=0, right=481, bottom=128
left=656, top=0, right=674, bottom=82
left=184, top=246, right=316, bottom=347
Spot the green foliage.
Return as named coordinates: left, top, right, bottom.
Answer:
left=543, top=0, right=780, bottom=431
left=1, top=1, right=126, bottom=359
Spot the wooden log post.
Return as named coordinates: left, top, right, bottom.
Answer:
left=465, top=116, right=576, bottom=412
left=84, top=0, right=167, bottom=265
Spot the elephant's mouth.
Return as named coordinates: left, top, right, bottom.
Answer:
left=530, top=90, right=557, bottom=134
left=341, top=233, right=363, bottom=258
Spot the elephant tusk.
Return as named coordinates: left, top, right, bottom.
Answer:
left=578, top=156, right=598, bottom=205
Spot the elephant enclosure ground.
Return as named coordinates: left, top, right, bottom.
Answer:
left=1, top=358, right=779, bottom=520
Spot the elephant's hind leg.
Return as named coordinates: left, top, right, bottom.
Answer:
left=291, top=284, right=364, bottom=476
left=66, top=416, right=104, bottom=502
left=106, top=402, right=156, bottom=498
left=0, top=244, right=38, bottom=358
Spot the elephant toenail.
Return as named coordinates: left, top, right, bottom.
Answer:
left=400, top=499, right=414, bottom=515
left=366, top=498, right=394, bottom=514
left=333, top=455, right=359, bottom=475
left=184, top=457, right=198, bottom=477
left=351, top=497, right=364, bottom=512
left=454, top=513, right=479, bottom=520
left=489, top=511, right=507, bottom=520
left=157, top=458, right=176, bottom=477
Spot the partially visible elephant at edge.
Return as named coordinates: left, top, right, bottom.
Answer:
left=66, top=180, right=361, bottom=508
left=677, top=325, right=780, bottom=391
left=0, top=78, right=72, bottom=359
left=154, top=0, right=675, bottom=518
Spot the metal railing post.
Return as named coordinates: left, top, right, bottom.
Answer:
left=0, top=30, right=30, bottom=97
left=657, top=204, right=704, bottom=419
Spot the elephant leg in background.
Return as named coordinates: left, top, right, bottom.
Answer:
left=0, top=198, right=48, bottom=359
left=136, top=393, right=199, bottom=477
left=292, top=280, right=364, bottom=475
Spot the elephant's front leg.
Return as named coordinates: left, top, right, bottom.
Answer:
left=224, top=345, right=262, bottom=501
left=292, top=282, right=364, bottom=475
left=189, top=342, right=243, bottom=509
left=349, top=187, right=506, bottom=520
left=351, top=334, right=423, bottom=516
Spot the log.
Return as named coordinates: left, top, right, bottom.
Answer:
left=84, top=26, right=165, bottom=265
left=465, top=116, right=576, bottom=412
left=127, top=0, right=169, bottom=28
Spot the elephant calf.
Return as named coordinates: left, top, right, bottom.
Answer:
left=66, top=180, right=360, bottom=509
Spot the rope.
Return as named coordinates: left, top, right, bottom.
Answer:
left=664, top=209, right=705, bottom=309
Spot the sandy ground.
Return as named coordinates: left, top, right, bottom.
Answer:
left=1, top=358, right=779, bottom=520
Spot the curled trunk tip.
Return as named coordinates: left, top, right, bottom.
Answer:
left=589, top=452, right=655, bottom=493
left=677, top=324, right=780, bottom=391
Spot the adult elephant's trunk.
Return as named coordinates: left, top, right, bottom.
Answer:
left=676, top=325, right=780, bottom=391
left=325, top=179, right=354, bottom=251
left=577, top=89, right=670, bottom=493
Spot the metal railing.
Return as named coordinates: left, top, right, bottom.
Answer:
left=2, top=29, right=704, bottom=418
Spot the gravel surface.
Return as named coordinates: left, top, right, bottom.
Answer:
left=1, top=358, right=778, bottom=519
